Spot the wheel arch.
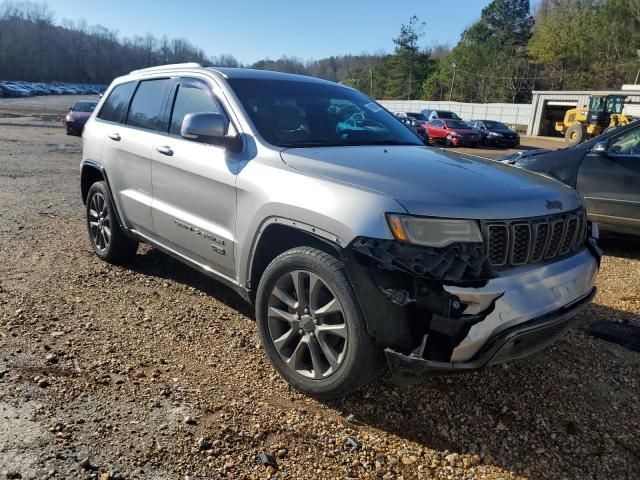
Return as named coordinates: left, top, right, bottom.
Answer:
left=80, top=161, right=106, bottom=204
left=80, top=160, right=129, bottom=233
left=247, top=220, right=343, bottom=295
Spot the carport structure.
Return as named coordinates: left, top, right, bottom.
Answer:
left=527, top=89, right=640, bottom=136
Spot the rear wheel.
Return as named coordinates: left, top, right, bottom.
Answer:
left=255, top=247, right=377, bottom=399
left=565, top=124, right=586, bottom=146
left=86, top=181, right=138, bottom=263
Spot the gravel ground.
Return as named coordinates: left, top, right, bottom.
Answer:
left=0, top=108, right=639, bottom=480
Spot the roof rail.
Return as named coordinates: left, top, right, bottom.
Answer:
left=129, top=62, right=203, bottom=75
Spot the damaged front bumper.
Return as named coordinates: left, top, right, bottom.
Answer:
left=385, top=247, right=599, bottom=382
left=346, top=224, right=600, bottom=383
left=386, top=287, right=595, bottom=384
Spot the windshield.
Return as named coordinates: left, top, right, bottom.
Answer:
left=407, top=112, right=427, bottom=121
left=228, top=78, right=423, bottom=148
left=73, top=102, right=97, bottom=112
left=483, top=121, right=508, bottom=130
left=444, top=120, right=471, bottom=129
left=437, top=111, right=460, bottom=119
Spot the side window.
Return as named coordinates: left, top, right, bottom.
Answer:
left=127, top=78, right=170, bottom=131
left=97, top=82, right=136, bottom=124
left=608, top=127, right=640, bottom=156
left=169, top=78, right=222, bottom=135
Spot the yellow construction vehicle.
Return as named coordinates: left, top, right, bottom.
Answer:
left=555, top=94, right=631, bottom=146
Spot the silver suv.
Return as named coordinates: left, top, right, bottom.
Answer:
left=80, top=64, right=600, bottom=398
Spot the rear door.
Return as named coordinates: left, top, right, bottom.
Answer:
left=577, top=125, right=640, bottom=233
left=150, top=77, right=239, bottom=278
left=96, top=78, right=172, bottom=234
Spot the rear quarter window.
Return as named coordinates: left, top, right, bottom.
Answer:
left=127, top=78, right=171, bottom=131
left=97, top=82, right=136, bottom=123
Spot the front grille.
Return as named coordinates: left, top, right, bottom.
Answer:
left=484, top=210, right=587, bottom=268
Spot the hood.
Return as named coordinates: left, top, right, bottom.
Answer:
left=489, top=128, right=517, bottom=135
left=68, top=111, right=91, bottom=121
left=280, top=146, right=582, bottom=220
left=450, top=128, right=478, bottom=135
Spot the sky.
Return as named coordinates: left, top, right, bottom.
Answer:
left=43, top=0, right=503, bottom=64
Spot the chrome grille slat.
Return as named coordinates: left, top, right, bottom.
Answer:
left=510, top=223, right=531, bottom=265
left=487, top=224, right=509, bottom=266
left=485, top=210, right=587, bottom=269
left=530, top=222, right=550, bottom=263
left=559, top=215, right=578, bottom=255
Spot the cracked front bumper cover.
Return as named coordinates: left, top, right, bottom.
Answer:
left=386, top=287, right=595, bottom=384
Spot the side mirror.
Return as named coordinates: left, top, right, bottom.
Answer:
left=181, top=112, right=228, bottom=144
left=591, top=141, right=608, bottom=155
left=68, top=107, right=73, bottom=111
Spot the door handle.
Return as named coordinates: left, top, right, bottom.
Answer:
left=155, top=145, right=174, bottom=156
left=108, top=133, right=121, bottom=141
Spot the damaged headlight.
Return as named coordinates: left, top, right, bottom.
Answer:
left=386, top=214, right=483, bottom=248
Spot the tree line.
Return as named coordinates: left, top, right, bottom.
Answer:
left=0, top=0, right=638, bottom=102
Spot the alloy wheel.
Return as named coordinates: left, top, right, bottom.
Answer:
left=88, top=192, right=111, bottom=252
left=266, top=270, right=348, bottom=379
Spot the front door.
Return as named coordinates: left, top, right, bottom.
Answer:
left=150, top=77, right=239, bottom=278
left=577, top=125, right=640, bottom=233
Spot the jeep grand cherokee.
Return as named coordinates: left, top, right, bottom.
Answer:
left=80, top=64, right=600, bottom=398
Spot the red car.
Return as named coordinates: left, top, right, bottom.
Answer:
left=63, top=101, right=98, bottom=136
left=425, top=119, right=481, bottom=147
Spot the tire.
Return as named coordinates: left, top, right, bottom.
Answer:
left=85, top=181, right=138, bottom=264
left=565, top=123, right=586, bottom=146
left=255, top=247, right=377, bottom=399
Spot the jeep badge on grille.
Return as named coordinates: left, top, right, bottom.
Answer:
left=546, top=199, right=563, bottom=210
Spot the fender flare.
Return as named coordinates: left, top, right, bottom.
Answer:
left=80, top=160, right=129, bottom=233
left=244, top=216, right=345, bottom=289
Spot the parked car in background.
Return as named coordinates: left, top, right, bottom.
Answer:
left=500, top=119, right=640, bottom=235
left=469, top=120, right=520, bottom=147
left=425, top=119, right=481, bottom=146
left=0, top=80, right=106, bottom=98
left=0, top=82, right=31, bottom=97
left=405, top=112, right=429, bottom=124
left=63, top=101, right=98, bottom=135
left=421, top=109, right=462, bottom=121
left=395, top=114, right=429, bottom=143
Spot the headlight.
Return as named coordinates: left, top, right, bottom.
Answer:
left=66, top=114, right=73, bottom=122
left=488, top=132, right=503, bottom=137
left=386, top=214, right=483, bottom=247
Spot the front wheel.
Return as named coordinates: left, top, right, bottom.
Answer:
left=255, top=247, right=377, bottom=399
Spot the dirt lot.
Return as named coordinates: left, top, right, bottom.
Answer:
left=0, top=97, right=639, bottom=480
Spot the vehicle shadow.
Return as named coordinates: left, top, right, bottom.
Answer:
left=127, top=246, right=253, bottom=317
left=598, top=232, right=640, bottom=261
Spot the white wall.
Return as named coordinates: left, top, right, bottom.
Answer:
left=377, top=100, right=532, bottom=127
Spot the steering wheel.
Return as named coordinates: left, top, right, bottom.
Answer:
left=349, top=112, right=365, bottom=122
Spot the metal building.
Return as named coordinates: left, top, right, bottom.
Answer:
left=528, top=89, right=640, bottom=136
